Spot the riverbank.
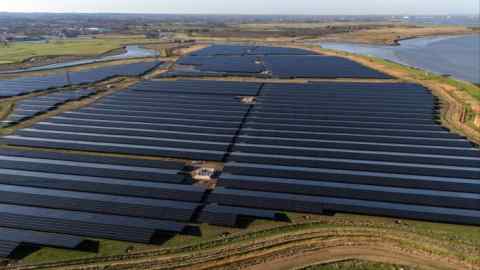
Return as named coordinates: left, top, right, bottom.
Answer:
left=313, top=25, right=479, bottom=45
left=319, top=34, right=480, bottom=84
left=0, top=35, right=174, bottom=68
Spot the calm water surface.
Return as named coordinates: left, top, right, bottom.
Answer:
left=320, top=35, right=480, bottom=84
left=0, top=45, right=160, bottom=74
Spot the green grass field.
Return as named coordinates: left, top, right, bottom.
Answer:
left=300, top=260, right=418, bottom=270
left=0, top=35, right=158, bottom=64
left=375, top=57, right=480, bottom=101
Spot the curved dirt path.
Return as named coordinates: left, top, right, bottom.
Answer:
left=244, top=245, right=459, bottom=270
left=10, top=227, right=473, bottom=270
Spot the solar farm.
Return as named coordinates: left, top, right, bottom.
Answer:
left=0, top=44, right=478, bottom=262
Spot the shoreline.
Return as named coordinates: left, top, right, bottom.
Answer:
left=0, top=45, right=159, bottom=74
left=313, top=27, right=480, bottom=46
left=318, top=34, right=480, bottom=85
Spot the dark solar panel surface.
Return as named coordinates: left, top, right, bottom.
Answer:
left=189, top=45, right=253, bottom=56
left=189, top=45, right=317, bottom=56
left=0, top=240, right=18, bottom=258
left=264, top=55, right=392, bottom=79
left=178, top=55, right=264, bottom=74
left=130, top=80, right=262, bottom=96
left=0, top=227, right=84, bottom=249
left=198, top=203, right=280, bottom=226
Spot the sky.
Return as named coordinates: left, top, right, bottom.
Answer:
left=0, top=0, right=479, bottom=15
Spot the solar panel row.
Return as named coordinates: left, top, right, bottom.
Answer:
left=0, top=227, right=84, bottom=249
left=1, top=89, right=96, bottom=127
left=0, top=240, right=18, bottom=258
left=0, top=61, right=161, bottom=98
left=190, top=45, right=316, bottom=56
left=0, top=203, right=186, bottom=243
left=264, top=55, right=392, bottom=79
left=130, top=80, right=262, bottom=96
left=207, top=81, right=480, bottom=226
left=198, top=204, right=281, bottom=227
left=178, top=55, right=265, bottom=74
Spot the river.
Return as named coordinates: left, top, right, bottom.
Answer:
left=320, top=34, right=480, bottom=84
left=0, top=45, right=160, bottom=74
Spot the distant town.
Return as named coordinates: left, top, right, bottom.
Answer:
left=1, top=13, right=478, bottom=43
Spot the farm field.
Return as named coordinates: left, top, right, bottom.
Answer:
left=0, top=35, right=165, bottom=65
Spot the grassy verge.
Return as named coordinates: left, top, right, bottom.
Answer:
left=299, top=259, right=418, bottom=270
left=17, top=213, right=480, bottom=266
left=375, top=57, right=480, bottom=101
left=313, top=26, right=477, bottom=45
left=0, top=35, right=162, bottom=64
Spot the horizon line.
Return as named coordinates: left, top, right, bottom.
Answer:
left=0, top=11, right=478, bottom=16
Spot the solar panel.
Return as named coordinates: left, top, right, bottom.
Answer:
left=0, top=227, right=84, bottom=249
left=218, top=174, right=480, bottom=210
left=129, top=80, right=262, bottom=96
left=264, top=56, right=392, bottom=79
left=208, top=187, right=480, bottom=225
left=198, top=203, right=281, bottom=226
left=189, top=45, right=316, bottom=57
left=0, top=203, right=186, bottom=243
left=1, top=136, right=228, bottom=161
left=0, top=183, right=199, bottom=221
left=232, top=144, right=479, bottom=167
left=178, top=56, right=264, bottom=74
left=0, top=241, right=19, bottom=258
left=0, top=151, right=184, bottom=183
left=0, top=168, right=204, bottom=201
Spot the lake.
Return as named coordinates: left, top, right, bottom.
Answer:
left=320, top=34, right=480, bottom=84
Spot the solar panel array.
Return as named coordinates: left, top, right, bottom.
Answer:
left=0, top=148, right=207, bottom=257
left=2, top=80, right=261, bottom=161
left=1, top=71, right=479, bottom=255
left=0, top=61, right=161, bottom=98
left=207, top=82, right=480, bottom=226
left=4, top=79, right=479, bottom=227
left=1, top=89, right=96, bottom=127
left=264, top=56, right=392, bottom=79
left=168, top=45, right=391, bottom=79
left=190, top=45, right=315, bottom=56
left=178, top=56, right=264, bottom=75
